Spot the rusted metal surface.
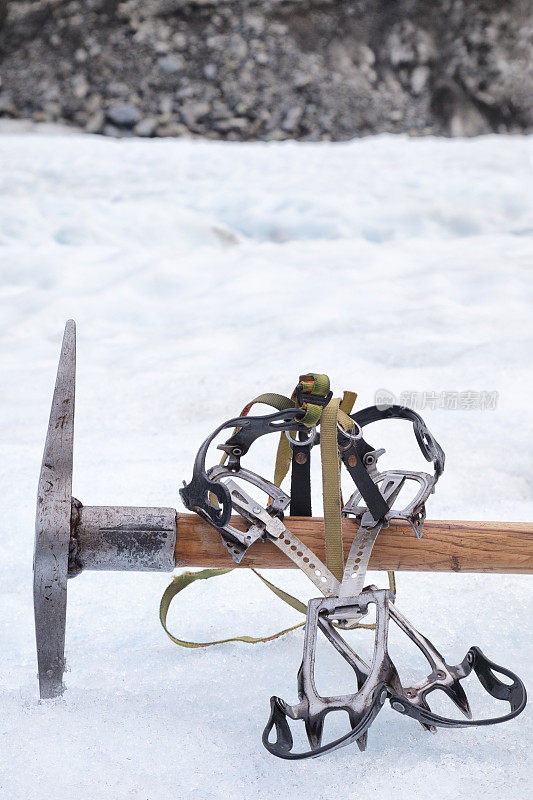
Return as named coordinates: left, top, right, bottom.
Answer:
left=74, top=505, right=176, bottom=572
left=34, top=319, right=76, bottom=699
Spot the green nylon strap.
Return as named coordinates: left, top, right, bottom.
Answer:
left=273, top=431, right=293, bottom=490
left=251, top=569, right=307, bottom=615
left=296, top=372, right=331, bottom=427
left=240, top=392, right=295, bottom=416
left=320, top=397, right=345, bottom=581
left=159, top=567, right=379, bottom=650
left=273, top=373, right=332, bottom=489
left=339, top=390, right=357, bottom=416
left=159, top=568, right=304, bottom=647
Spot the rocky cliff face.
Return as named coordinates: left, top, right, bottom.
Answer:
left=0, top=0, right=531, bottom=139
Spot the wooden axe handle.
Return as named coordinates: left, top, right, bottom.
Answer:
left=175, top=516, right=533, bottom=574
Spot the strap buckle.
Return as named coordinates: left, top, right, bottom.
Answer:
left=295, top=385, right=333, bottom=408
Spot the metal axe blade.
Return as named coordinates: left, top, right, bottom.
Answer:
left=34, top=319, right=76, bottom=699
left=33, top=321, right=177, bottom=699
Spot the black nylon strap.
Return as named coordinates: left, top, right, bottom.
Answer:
left=341, top=439, right=390, bottom=521
left=290, top=443, right=312, bottom=516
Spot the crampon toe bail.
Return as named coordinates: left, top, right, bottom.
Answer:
left=388, top=646, right=527, bottom=729
left=262, top=689, right=388, bottom=760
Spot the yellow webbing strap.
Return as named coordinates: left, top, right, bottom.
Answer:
left=273, top=373, right=332, bottom=490
left=159, top=568, right=304, bottom=647
left=320, top=397, right=344, bottom=581
left=340, top=390, right=357, bottom=416
left=240, top=392, right=294, bottom=417
left=251, top=569, right=307, bottom=614
left=296, top=373, right=331, bottom=426
left=237, top=384, right=355, bottom=492
left=159, top=565, right=388, bottom=648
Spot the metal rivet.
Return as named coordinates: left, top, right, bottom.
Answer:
left=295, top=452, right=308, bottom=465
left=380, top=690, right=387, bottom=704
left=348, top=454, right=357, bottom=467
left=392, top=701, right=405, bottom=713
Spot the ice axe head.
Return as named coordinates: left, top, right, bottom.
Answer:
left=33, top=319, right=76, bottom=698
left=33, top=320, right=177, bottom=699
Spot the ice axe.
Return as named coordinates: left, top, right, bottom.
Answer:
left=33, top=321, right=532, bottom=700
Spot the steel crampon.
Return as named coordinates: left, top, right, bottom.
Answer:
left=173, top=373, right=527, bottom=759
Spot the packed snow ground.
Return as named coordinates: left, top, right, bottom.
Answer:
left=0, top=132, right=532, bottom=800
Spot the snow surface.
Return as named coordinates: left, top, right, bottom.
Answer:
left=0, top=132, right=532, bottom=799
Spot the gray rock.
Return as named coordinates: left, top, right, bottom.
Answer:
left=411, top=65, right=429, bottom=95
left=156, top=121, right=186, bottom=137
left=179, top=101, right=210, bottom=128
left=229, top=34, right=247, bottom=61
left=157, top=55, right=182, bottom=74
left=134, top=116, right=158, bottom=137
left=85, top=109, right=105, bottom=134
left=282, top=106, right=302, bottom=132
left=269, top=128, right=289, bottom=141
left=0, top=0, right=530, bottom=141
left=43, top=83, right=60, bottom=101
left=211, top=103, right=232, bottom=121
left=85, top=94, right=103, bottom=113
left=203, top=63, right=217, bottom=79
left=172, top=32, right=187, bottom=50
left=214, top=117, right=249, bottom=131
left=103, top=123, right=122, bottom=137
left=159, top=95, right=173, bottom=115
left=106, top=103, right=141, bottom=128
left=293, top=71, right=312, bottom=89
left=108, top=82, right=130, bottom=98
left=72, top=75, right=89, bottom=99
